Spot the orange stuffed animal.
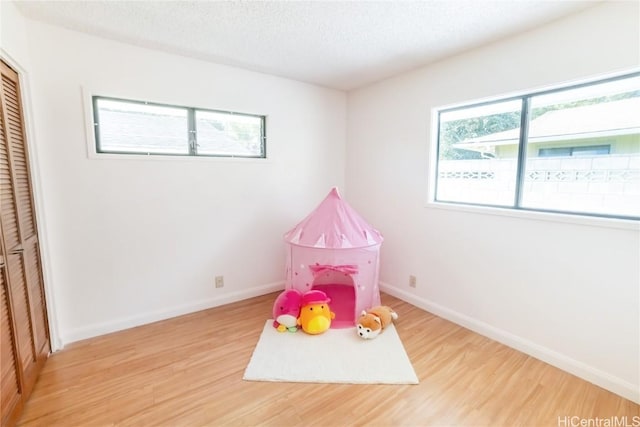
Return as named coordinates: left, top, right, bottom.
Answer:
left=356, top=306, right=398, bottom=339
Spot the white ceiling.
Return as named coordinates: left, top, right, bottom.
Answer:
left=13, top=0, right=600, bottom=91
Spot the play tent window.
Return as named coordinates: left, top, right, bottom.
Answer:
left=92, top=96, right=266, bottom=158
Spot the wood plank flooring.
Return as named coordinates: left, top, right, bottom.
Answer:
left=17, top=293, right=639, bottom=426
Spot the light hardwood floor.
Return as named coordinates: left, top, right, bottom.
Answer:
left=17, top=293, right=639, bottom=426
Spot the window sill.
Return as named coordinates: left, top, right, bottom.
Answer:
left=425, top=200, right=639, bottom=231
left=87, top=151, right=271, bottom=163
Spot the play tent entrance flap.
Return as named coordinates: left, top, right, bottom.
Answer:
left=283, top=187, right=383, bottom=328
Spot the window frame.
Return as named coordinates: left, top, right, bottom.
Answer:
left=538, top=145, right=611, bottom=157
left=92, top=95, right=267, bottom=159
left=431, top=71, right=640, bottom=222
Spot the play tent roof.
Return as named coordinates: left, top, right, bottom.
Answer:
left=283, top=187, right=383, bottom=249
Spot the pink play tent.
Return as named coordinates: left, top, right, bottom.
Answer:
left=283, top=187, right=383, bottom=328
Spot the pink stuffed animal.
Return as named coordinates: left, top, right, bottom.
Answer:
left=272, top=289, right=303, bottom=332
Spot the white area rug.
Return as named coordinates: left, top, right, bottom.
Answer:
left=243, top=320, right=419, bottom=384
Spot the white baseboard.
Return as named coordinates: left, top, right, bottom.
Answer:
left=380, top=282, right=640, bottom=404
left=61, top=281, right=284, bottom=346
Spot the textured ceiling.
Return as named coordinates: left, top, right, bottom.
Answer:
left=13, top=0, right=600, bottom=90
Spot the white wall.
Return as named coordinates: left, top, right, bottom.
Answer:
left=1, top=2, right=64, bottom=348
left=0, top=1, right=31, bottom=67
left=3, top=0, right=638, bottom=404
left=3, top=6, right=346, bottom=345
left=347, top=1, right=639, bottom=403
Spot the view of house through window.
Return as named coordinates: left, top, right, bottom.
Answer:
left=95, top=99, right=189, bottom=154
left=195, top=110, right=264, bottom=157
left=435, top=73, right=639, bottom=219
left=93, top=97, right=266, bottom=158
left=437, top=99, right=522, bottom=207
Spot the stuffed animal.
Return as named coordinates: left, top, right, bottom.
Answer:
left=356, top=306, right=398, bottom=339
left=272, top=289, right=303, bottom=332
left=297, top=290, right=335, bottom=335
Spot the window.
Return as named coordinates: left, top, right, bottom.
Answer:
left=436, top=99, right=523, bottom=207
left=434, top=72, right=640, bottom=220
left=93, top=96, right=266, bottom=158
left=538, top=145, right=611, bottom=157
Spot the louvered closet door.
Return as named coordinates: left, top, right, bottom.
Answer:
left=0, top=59, right=49, bottom=425
left=1, top=250, right=23, bottom=427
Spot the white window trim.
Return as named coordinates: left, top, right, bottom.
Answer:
left=426, top=70, right=640, bottom=231
left=81, top=86, right=271, bottom=163
left=426, top=198, right=640, bottom=231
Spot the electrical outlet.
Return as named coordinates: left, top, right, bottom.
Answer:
left=215, top=276, right=224, bottom=288
left=409, top=275, right=417, bottom=288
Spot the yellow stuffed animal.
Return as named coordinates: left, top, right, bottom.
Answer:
left=356, top=306, right=398, bottom=339
left=297, top=290, right=335, bottom=335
